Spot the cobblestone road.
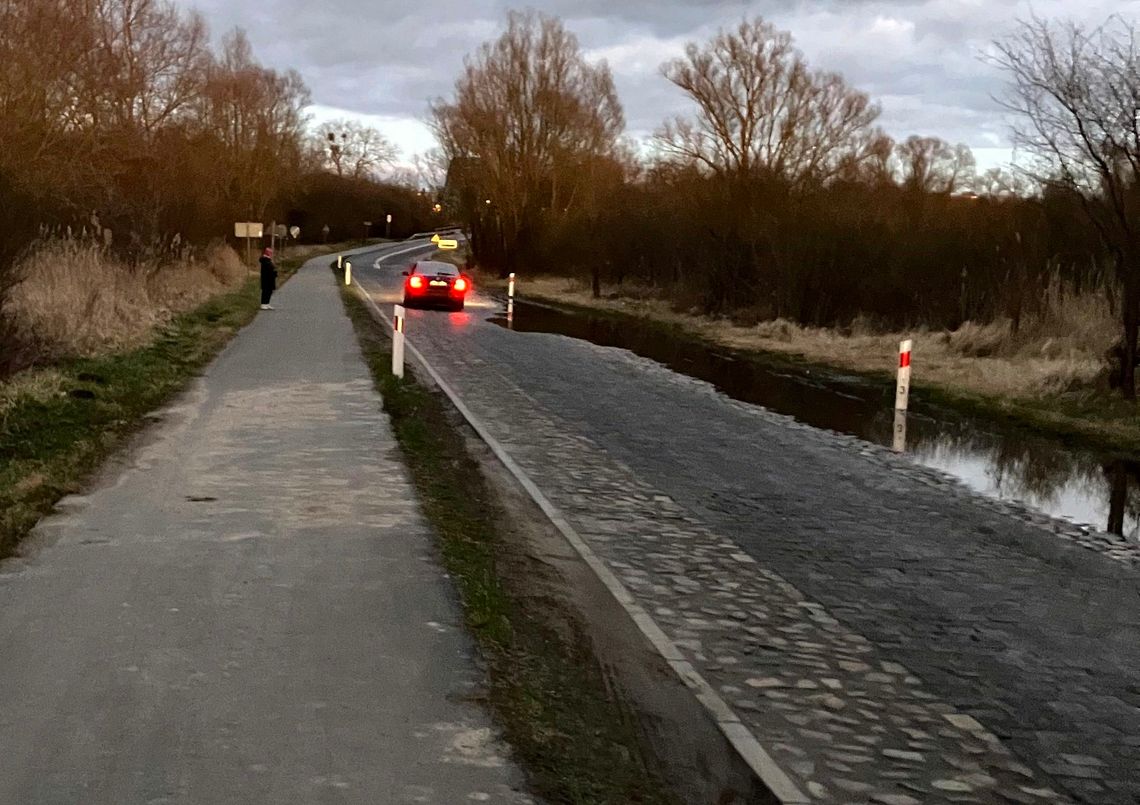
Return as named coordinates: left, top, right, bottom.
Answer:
left=362, top=256, right=1139, bottom=804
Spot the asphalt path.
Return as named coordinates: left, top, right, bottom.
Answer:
left=357, top=243, right=1140, bottom=804
left=0, top=250, right=531, bottom=805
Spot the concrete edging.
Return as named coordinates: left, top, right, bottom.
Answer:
left=349, top=278, right=809, bottom=805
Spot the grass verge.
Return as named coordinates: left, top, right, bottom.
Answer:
left=0, top=248, right=336, bottom=560
left=337, top=281, right=679, bottom=805
left=503, top=280, right=1140, bottom=456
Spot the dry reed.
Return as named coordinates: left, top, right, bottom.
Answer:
left=517, top=275, right=1117, bottom=401
left=6, top=239, right=247, bottom=363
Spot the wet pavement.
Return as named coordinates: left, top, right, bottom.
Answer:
left=358, top=249, right=1140, bottom=805
left=491, top=301, right=1140, bottom=543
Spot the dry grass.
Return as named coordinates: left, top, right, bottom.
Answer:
left=6, top=239, right=247, bottom=362
left=514, top=275, right=1117, bottom=401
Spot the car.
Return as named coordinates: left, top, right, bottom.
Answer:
left=402, top=260, right=471, bottom=311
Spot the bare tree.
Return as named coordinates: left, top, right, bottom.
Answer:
left=656, top=17, right=881, bottom=186
left=895, top=136, right=976, bottom=193
left=313, top=119, right=398, bottom=180
left=430, top=10, right=624, bottom=271
left=197, top=29, right=311, bottom=222
left=994, top=15, right=1140, bottom=397
left=977, top=166, right=1034, bottom=198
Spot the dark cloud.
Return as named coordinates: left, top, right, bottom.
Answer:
left=180, top=0, right=1134, bottom=165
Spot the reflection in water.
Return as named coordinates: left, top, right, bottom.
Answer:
left=489, top=301, right=1140, bottom=539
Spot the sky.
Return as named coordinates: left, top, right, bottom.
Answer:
left=180, top=0, right=1140, bottom=174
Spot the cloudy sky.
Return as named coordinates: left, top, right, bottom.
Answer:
left=180, top=0, right=1140, bottom=173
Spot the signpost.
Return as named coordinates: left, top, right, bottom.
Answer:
left=385, top=214, right=392, bottom=239
left=431, top=233, right=441, bottom=244
left=234, top=222, right=263, bottom=265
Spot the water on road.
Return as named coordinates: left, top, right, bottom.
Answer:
left=491, top=301, right=1140, bottom=540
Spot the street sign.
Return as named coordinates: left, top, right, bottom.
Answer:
left=234, top=222, right=263, bottom=238
left=437, top=239, right=459, bottom=250
left=431, top=234, right=441, bottom=244
left=289, top=226, right=300, bottom=239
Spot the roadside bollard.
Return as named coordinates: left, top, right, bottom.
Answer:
left=507, top=272, right=516, bottom=328
left=895, top=339, right=912, bottom=411
left=344, top=260, right=352, bottom=286
left=892, top=409, right=907, bottom=453
left=337, top=254, right=343, bottom=270
left=393, top=305, right=406, bottom=379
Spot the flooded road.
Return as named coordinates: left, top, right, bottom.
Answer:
left=491, top=300, right=1140, bottom=539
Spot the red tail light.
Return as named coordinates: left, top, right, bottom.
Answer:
left=453, top=277, right=468, bottom=293
left=409, top=275, right=425, bottom=289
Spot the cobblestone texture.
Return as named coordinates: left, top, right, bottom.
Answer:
left=366, top=268, right=1140, bottom=804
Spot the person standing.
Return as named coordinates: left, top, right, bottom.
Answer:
left=259, top=247, right=278, bottom=310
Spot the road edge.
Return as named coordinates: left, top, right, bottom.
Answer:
left=350, top=281, right=809, bottom=805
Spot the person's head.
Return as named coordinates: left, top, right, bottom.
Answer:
left=262, top=247, right=274, bottom=258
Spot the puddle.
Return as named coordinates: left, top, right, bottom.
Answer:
left=491, top=301, right=1140, bottom=539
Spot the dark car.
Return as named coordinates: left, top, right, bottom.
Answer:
left=402, top=260, right=471, bottom=311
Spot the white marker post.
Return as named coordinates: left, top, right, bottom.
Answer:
left=344, top=260, right=352, bottom=286
left=337, top=254, right=343, bottom=269
left=895, top=339, right=913, bottom=412
left=892, top=409, right=907, bottom=453
left=392, top=305, right=406, bottom=379
left=508, top=272, right=516, bottom=300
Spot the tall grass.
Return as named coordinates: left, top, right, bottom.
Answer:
left=514, top=273, right=1119, bottom=401
left=4, top=239, right=246, bottom=370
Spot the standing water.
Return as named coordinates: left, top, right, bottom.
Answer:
left=490, top=301, right=1140, bottom=539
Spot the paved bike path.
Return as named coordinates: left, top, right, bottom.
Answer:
left=0, top=254, right=531, bottom=804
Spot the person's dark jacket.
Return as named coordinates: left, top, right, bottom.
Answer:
left=259, top=255, right=277, bottom=290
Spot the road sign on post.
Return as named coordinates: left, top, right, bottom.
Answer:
left=895, top=339, right=913, bottom=411
left=234, top=222, right=263, bottom=265
left=393, top=306, right=406, bottom=379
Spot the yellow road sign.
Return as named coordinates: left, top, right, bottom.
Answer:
left=431, top=233, right=441, bottom=243
left=438, top=239, right=459, bottom=250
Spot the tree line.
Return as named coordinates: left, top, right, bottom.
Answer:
left=0, top=0, right=442, bottom=375
left=434, top=12, right=1140, bottom=397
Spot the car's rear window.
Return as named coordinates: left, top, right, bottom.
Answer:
left=416, top=261, right=458, bottom=276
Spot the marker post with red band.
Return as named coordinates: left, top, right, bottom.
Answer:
left=895, top=339, right=912, bottom=411
left=393, top=305, right=406, bottom=379
left=507, top=273, right=517, bottom=328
